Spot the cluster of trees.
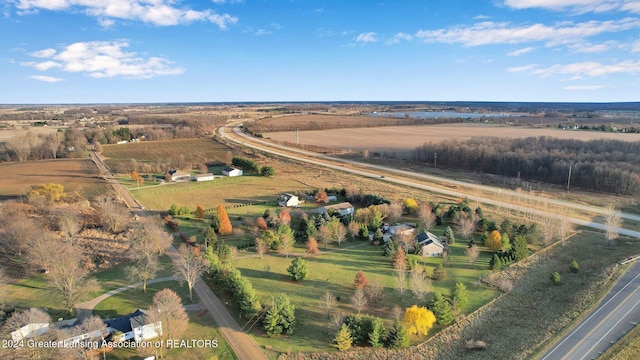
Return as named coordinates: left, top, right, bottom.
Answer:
left=263, top=294, right=296, bottom=336
left=1, top=128, right=88, bottom=162
left=231, top=156, right=275, bottom=176
left=206, top=247, right=262, bottom=317
left=414, top=136, right=640, bottom=195
left=333, top=314, right=409, bottom=351
left=0, top=189, right=141, bottom=316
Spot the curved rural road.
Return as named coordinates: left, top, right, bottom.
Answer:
left=90, top=151, right=267, bottom=360
left=539, top=260, right=640, bottom=360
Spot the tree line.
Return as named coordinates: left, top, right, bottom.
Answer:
left=414, top=136, right=640, bottom=195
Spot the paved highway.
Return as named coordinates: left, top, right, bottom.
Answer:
left=539, top=260, right=640, bottom=360
left=90, top=150, right=267, bottom=360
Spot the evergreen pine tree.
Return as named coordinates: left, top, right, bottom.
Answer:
left=429, top=293, right=454, bottom=325
left=334, top=324, right=353, bottom=351
left=386, top=319, right=410, bottom=349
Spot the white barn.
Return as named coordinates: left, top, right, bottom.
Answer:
left=222, top=166, right=243, bottom=177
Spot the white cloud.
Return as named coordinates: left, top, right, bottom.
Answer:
left=356, top=32, right=378, bottom=43
left=13, top=0, right=238, bottom=28
left=414, top=18, right=640, bottom=47
left=564, top=85, right=606, bottom=90
left=30, top=75, right=63, bottom=82
left=254, top=29, right=271, bottom=36
left=22, top=40, right=184, bottom=79
left=29, top=48, right=56, bottom=58
left=506, top=64, right=539, bottom=72
left=526, top=60, right=640, bottom=78
left=568, top=40, right=618, bottom=53
left=630, top=39, right=640, bottom=52
left=474, top=14, right=491, bottom=19
left=385, top=32, right=413, bottom=45
left=503, top=0, right=640, bottom=14
left=507, top=46, right=535, bottom=56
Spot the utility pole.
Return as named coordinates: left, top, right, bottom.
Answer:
left=433, top=152, right=437, bottom=167
left=296, top=128, right=299, bottom=144
left=567, top=163, right=572, bottom=190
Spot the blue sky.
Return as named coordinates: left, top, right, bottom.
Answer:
left=2, top=0, right=640, bottom=103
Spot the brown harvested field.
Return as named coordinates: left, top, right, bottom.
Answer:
left=265, top=123, right=640, bottom=152
left=247, top=113, right=428, bottom=132
left=101, top=137, right=232, bottom=170
left=0, top=158, right=111, bottom=200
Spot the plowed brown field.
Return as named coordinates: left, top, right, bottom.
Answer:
left=265, top=123, right=640, bottom=152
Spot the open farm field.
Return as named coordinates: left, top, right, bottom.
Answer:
left=247, top=114, right=422, bottom=133
left=264, top=123, right=640, bottom=153
left=102, top=137, right=232, bottom=169
left=0, top=158, right=111, bottom=200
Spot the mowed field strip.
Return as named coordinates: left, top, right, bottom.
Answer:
left=264, top=123, right=640, bottom=152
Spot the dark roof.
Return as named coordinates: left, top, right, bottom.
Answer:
left=105, top=309, right=145, bottom=333
left=129, top=312, right=149, bottom=330
left=222, top=166, right=238, bottom=172
left=416, top=231, right=444, bottom=248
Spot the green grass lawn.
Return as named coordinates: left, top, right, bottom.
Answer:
left=232, top=240, right=499, bottom=353
left=93, top=280, right=197, bottom=319
left=131, top=175, right=310, bottom=211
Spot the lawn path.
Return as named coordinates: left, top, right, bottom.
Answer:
left=75, top=276, right=175, bottom=320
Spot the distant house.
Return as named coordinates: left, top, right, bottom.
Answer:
left=193, top=173, right=214, bottom=182
left=278, top=193, right=299, bottom=207
left=384, top=223, right=416, bottom=242
left=11, top=323, right=50, bottom=342
left=416, top=231, right=445, bottom=257
left=56, top=319, right=106, bottom=347
left=105, top=309, right=162, bottom=343
left=309, top=202, right=355, bottom=219
left=165, top=169, right=191, bottom=181
left=222, top=166, right=243, bottom=177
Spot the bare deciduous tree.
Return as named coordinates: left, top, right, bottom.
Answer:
left=255, top=236, right=269, bottom=258
left=409, top=267, right=431, bottom=301
left=605, top=205, right=622, bottom=246
left=394, top=266, right=407, bottom=297
left=175, top=244, right=209, bottom=302
left=465, top=244, right=480, bottom=265
left=350, top=288, right=368, bottom=314
left=418, top=203, right=436, bottom=231
left=97, top=197, right=130, bottom=233
left=146, top=288, right=189, bottom=359
left=387, top=201, right=403, bottom=223
left=27, top=229, right=57, bottom=271
left=1, top=216, right=36, bottom=257
left=48, top=244, right=98, bottom=314
left=319, top=291, right=337, bottom=318
left=57, top=209, right=82, bottom=245
left=455, top=213, right=477, bottom=240
left=366, top=277, right=384, bottom=304
left=127, top=219, right=171, bottom=292
left=317, top=224, right=332, bottom=249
